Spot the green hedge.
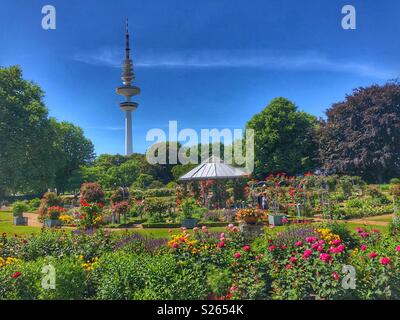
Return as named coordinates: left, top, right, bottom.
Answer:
left=142, top=223, right=181, bottom=229
left=144, top=188, right=175, bottom=198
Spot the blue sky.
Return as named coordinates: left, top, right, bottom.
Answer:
left=1, top=0, right=400, bottom=155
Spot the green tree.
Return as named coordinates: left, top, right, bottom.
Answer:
left=0, top=66, right=59, bottom=195
left=52, top=120, right=95, bottom=192
left=246, top=97, right=318, bottom=179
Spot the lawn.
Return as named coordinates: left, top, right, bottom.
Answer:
left=0, top=209, right=390, bottom=238
left=0, top=211, right=41, bottom=236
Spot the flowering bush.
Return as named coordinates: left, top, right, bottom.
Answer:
left=236, top=208, right=265, bottom=222
left=79, top=199, right=103, bottom=230
left=80, top=182, right=105, bottom=204
left=112, top=201, right=130, bottom=223
left=45, top=206, right=66, bottom=220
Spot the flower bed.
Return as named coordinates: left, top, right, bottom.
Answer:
left=1, top=224, right=400, bottom=300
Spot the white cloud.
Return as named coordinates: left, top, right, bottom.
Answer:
left=73, top=47, right=396, bottom=79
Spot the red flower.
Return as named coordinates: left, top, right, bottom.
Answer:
left=233, top=252, right=241, bottom=259
left=12, top=271, right=21, bottom=279
left=361, top=245, right=367, bottom=251
left=98, top=202, right=104, bottom=208
left=380, top=257, right=391, bottom=265
left=332, top=272, right=340, bottom=281
left=217, top=241, right=225, bottom=248
left=269, top=245, right=276, bottom=251
left=243, top=245, right=250, bottom=252
left=369, top=251, right=377, bottom=259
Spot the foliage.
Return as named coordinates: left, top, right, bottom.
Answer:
left=12, top=201, right=30, bottom=217
left=0, top=66, right=94, bottom=196
left=52, top=120, right=95, bottom=192
left=319, top=82, right=400, bottom=183
left=246, top=97, right=318, bottom=178
left=180, top=197, right=201, bottom=219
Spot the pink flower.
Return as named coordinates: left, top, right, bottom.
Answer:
left=193, top=227, right=199, bottom=232
left=332, top=239, right=341, bottom=245
left=332, top=272, right=340, bottom=281
left=217, top=241, right=225, bottom=248
left=285, top=264, right=292, bottom=269
left=396, top=246, right=400, bottom=252
left=317, top=245, right=324, bottom=252
left=380, top=257, right=391, bottom=265
left=335, top=245, right=345, bottom=253
left=319, top=253, right=332, bottom=263
left=295, top=241, right=303, bottom=247
left=289, top=256, right=297, bottom=263
left=243, top=245, right=251, bottom=252
left=303, top=249, right=312, bottom=259
left=282, top=218, right=288, bottom=224
left=269, top=245, right=277, bottom=251
left=311, top=243, right=319, bottom=250
left=228, top=223, right=234, bottom=229
left=180, top=227, right=187, bottom=231
left=356, top=227, right=364, bottom=233
left=234, top=252, right=241, bottom=259
left=361, top=245, right=367, bottom=251
left=360, top=232, right=369, bottom=238
left=318, top=240, right=325, bottom=245
left=201, top=226, right=208, bottom=232
left=306, top=237, right=317, bottom=243
left=369, top=251, right=377, bottom=259
left=219, top=232, right=225, bottom=239
left=172, top=243, right=179, bottom=249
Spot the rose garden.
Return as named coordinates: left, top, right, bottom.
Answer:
left=2, top=66, right=400, bottom=300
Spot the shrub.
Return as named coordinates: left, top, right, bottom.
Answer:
left=202, top=211, right=221, bottom=222
left=110, top=188, right=126, bottom=204
left=143, top=197, right=176, bottom=215
left=0, top=257, right=87, bottom=300
left=92, top=252, right=207, bottom=300
left=144, top=188, right=175, bottom=198
left=129, top=189, right=144, bottom=200
left=390, top=178, right=400, bottom=184
left=80, top=183, right=105, bottom=203
left=38, top=192, right=62, bottom=220
left=28, top=198, right=41, bottom=210
left=180, top=197, right=200, bottom=219
left=12, top=201, right=30, bottom=217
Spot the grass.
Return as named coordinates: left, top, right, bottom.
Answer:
left=0, top=209, right=390, bottom=238
left=0, top=211, right=41, bottom=236
left=114, top=227, right=227, bottom=239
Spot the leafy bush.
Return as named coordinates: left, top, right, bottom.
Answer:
left=80, top=183, right=105, bottom=203
left=38, top=192, right=62, bottom=219
left=28, top=198, right=41, bottom=210
left=144, top=188, right=175, bottom=198
left=202, top=211, right=221, bottom=222
left=129, top=189, right=144, bottom=200
left=12, top=201, right=30, bottom=217
left=180, top=197, right=200, bottom=219
left=91, top=252, right=207, bottom=300
left=143, top=197, right=176, bottom=215
left=0, top=257, right=86, bottom=300
left=390, top=178, right=400, bottom=184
